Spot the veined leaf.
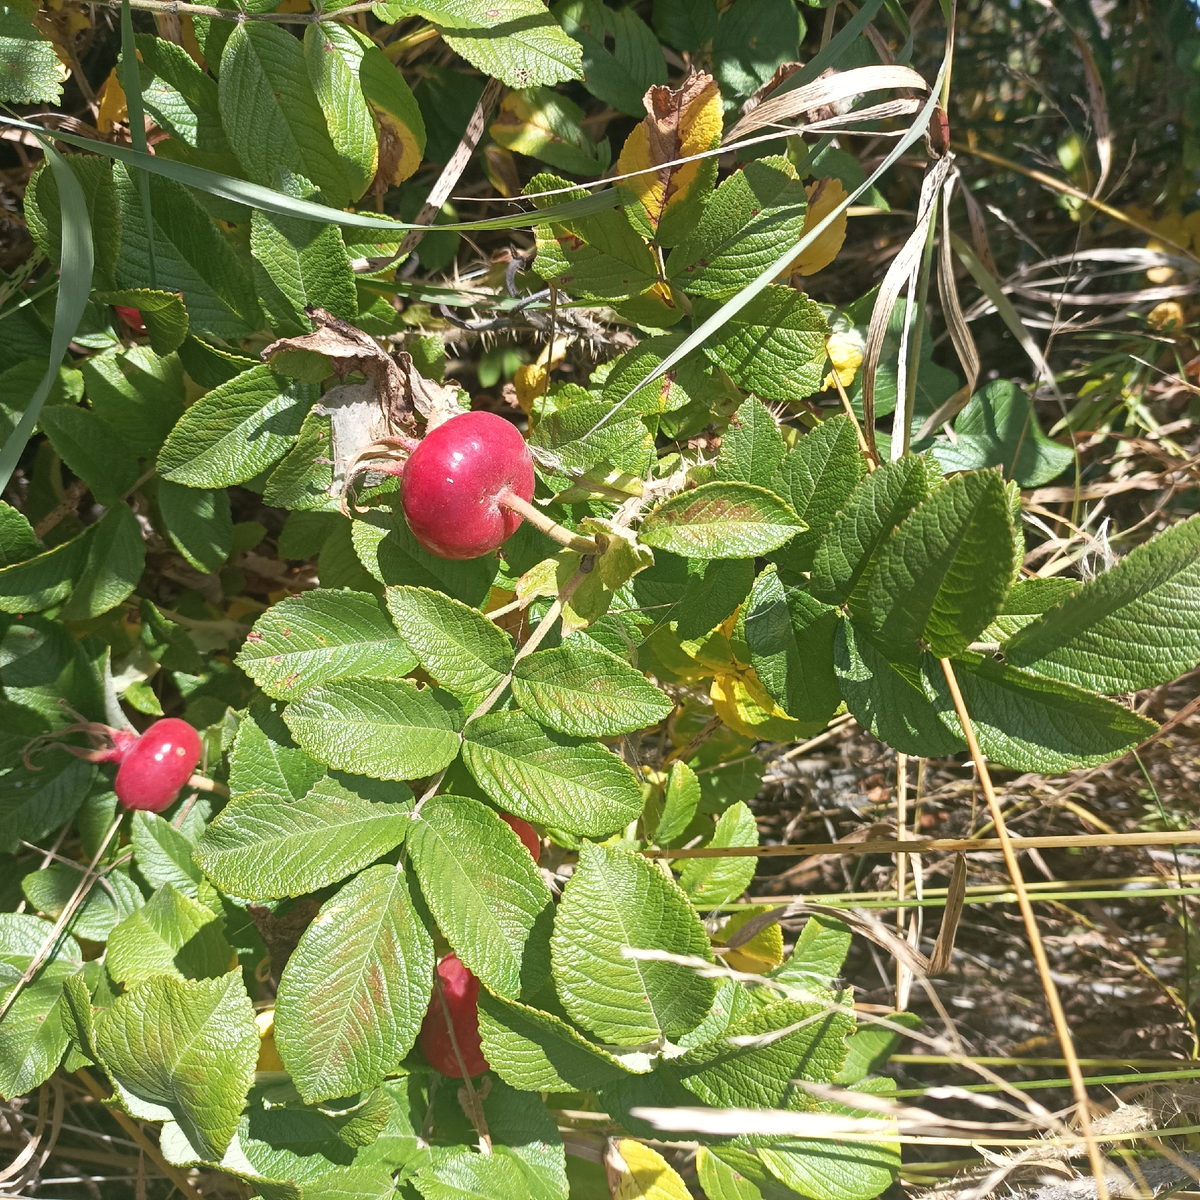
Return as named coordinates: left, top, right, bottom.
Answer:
left=21, top=863, right=142, bottom=943
left=130, top=810, right=209, bottom=902
left=512, top=641, right=673, bottom=737
left=352, top=28, right=426, bottom=189
left=607, top=1140, right=692, bottom=1200
left=79, top=344, right=185, bottom=457
left=412, top=1149, right=531, bottom=1200
left=696, top=1147, right=764, bottom=1200
left=228, top=702, right=327, bottom=801
left=38, top=404, right=141, bottom=507
left=407, top=795, right=551, bottom=999
left=0, top=501, right=37, bottom=567
left=24, top=154, right=118, bottom=289
left=552, top=0, right=666, bottom=116
left=237, top=589, right=417, bottom=700
left=461, top=710, right=642, bottom=836
left=0, top=3, right=64, bottom=102
left=284, top=677, right=463, bottom=781
left=550, top=841, right=716, bottom=1045
left=157, top=481, right=232, bottom=575
left=304, top=24, right=377, bottom=203
left=95, top=288, right=189, bottom=355
left=275, top=863, right=433, bottom=1103
left=105, top=882, right=233, bottom=985
left=94, top=971, right=257, bottom=1162
left=678, top=800, right=758, bottom=909
left=58, top=502, right=146, bottom=621
left=491, top=86, right=606, bottom=177
left=715, top=395, right=787, bottom=488
left=0, top=519, right=89, bottom=614
left=193, top=776, right=412, bottom=900
left=641, top=482, right=805, bottom=560
left=655, top=761, right=700, bottom=846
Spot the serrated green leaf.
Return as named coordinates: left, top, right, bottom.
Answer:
left=0, top=4, right=64, bottom=102
left=106, top=882, right=234, bottom=984
left=1005, top=514, right=1200, bottom=693
left=157, top=480, right=232, bottom=574
left=834, top=620, right=964, bottom=758
left=551, top=840, right=716, bottom=1045
left=641, top=482, right=805, bottom=560
left=135, top=33, right=234, bottom=163
left=130, top=810, right=210, bottom=902
left=193, top=776, right=412, bottom=900
left=512, top=641, right=672, bottom=737
left=696, top=1146, right=764, bottom=1200
left=22, top=864, right=143, bottom=942
left=96, top=288, right=190, bottom=355
left=529, top=399, right=654, bottom=475
left=376, top=0, right=584, bottom=88
left=40, top=405, right=141, bottom=507
left=835, top=1011, right=922, bottom=1085
left=385, top=585, right=513, bottom=701
left=0, top=756, right=95, bottom=854
left=59, top=502, right=146, bottom=621
left=24, top=155, right=118, bottom=290
left=655, top=761, right=700, bottom=846
left=0, top=523, right=89, bottom=613
left=769, top=415, right=868, bottom=573
left=95, top=971, right=257, bottom=1161
left=477, top=990, right=632, bottom=1093
left=413, top=1148, right=531, bottom=1200
left=809, top=453, right=940, bottom=606
left=1, top=616, right=103, bottom=728
left=0, top=500, right=37, bottom=567
left=0, top=910, right=82, bottom=977
left=679, top=800, right=758, bottom=908
left=856, top=469, right=1015, bottom=658
left=219, top=23, right=355, bottom=207
left=698, top=286, right=828, bottom=402
left=746, top=566, right=842, bottom=725
left=284, top=677, right=462, bottom=781
left=237, top=589, right=417, bottom=701
left=408, top=795, right=551, bottom=999
left=491, top=85, right=605, bottom=176
left=304, top=24, right=377, bottom=203
left=980, top=576, right=1076, bottom=643
left=482, top=1079, right=568, bottom=1200
left=158, top=365, right=316, bottom=487
left=461, top=710, right=641, bottom=836
left=715, top=395, right=787, bottom=487
left=80, top=345, right=186, bottom=457
left=275, top=863, right=433, bottom=1103
left=711, top=0, right=800, bottom=97
left=674, top=557, right=754, bottom=642
left=229, top=703, right=329, bottom=801
left=922, top=652, right=1158, bottom=772
left=113, top=163, right=262, bottom=339
left=264, top=409, right=336, bottom=511
left=552, top=0, right=666, bottom=116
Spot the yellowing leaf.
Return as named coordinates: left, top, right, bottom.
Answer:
left=606, top=1139, right=693, bottom=1200
left=823, top=326, right=864, bottom=391
left=356, top=40, right=426, bottom=191
left=371, top=104, right=422, bottom=189
left=490, top=86, right=603, bottom=177
left=789, top=177, right=848, bottom=278
left=254, top=1009, right=285, bottom=1073
left=96, top=66, right=127, bottom=136
left=514, top=362, right=549, bottom=413
left=617, top=71, right=722, bottom=234
left=711, top=670, right=812, bottom=742
left=714, top=904, right=785, bottom=974
left=1148, top=301, right=1186, bottom=330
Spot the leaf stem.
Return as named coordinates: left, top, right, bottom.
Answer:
left=938, top=656, right=1110, bottom=1200
left=498, top=491, right=601, bottom=554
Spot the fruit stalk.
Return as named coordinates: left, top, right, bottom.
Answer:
left=496, top=490, right=600, bottom=554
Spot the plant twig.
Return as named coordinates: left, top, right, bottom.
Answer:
left=34, top=477, right=89, bottom=538
left=91, top=0, right=379, bottom=22
left=938, top=656, right=1110, bottom=1200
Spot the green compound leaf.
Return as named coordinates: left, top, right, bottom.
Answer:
left=237, top=589, right=417, bottom=701
left=698, top=285, right=828, bottom=402
left=745, top=565, right=842, bottom=726
left=407, top=795, right=551, bottom=1000
left=376, top=0, right=584, bottom=89
left=679, top=800, right=758, bottom=909
left=461, top=710, right=642, bottom=837
left=809, top=453, right=940, bottom=606
left=283, top=677, right=463, bottom=781
left=228, top=704, right=328, bottom=801
left=0, top=3, right=64, bottom=102
left=158, top=365, right=316, bottom=488
left=386, top=585, right=514, bottom=701
left=21, top=863, right=142, bottom=943
left=275, top=863, right=433, bottom=1104
left=193, top=776, right=412, bottom=900
left=855, top=469, right=1015, bottom=658
left=477, top=989, right=633, bottom=1093
left=157, top=481, right=232, bottom=575
left=923, top=652, right=1158, bottom=773
left=550, top=841, right=716, bottom=1045
left=668, top=1000, right=853, bottom=1108
left=715, top=395, right=788, bottom=488
left=96, top=288, right=189, bottom=355
left=769, top=414, right=869, bottom=572
left=105, top=883, right=233, bottom=985
left=94, top=971, right=257, bottom=1162
left=1004, top=514, right=1200, bottom=693
left=641, top=482, right=805, bottom=561
left=834, top=619, right=964, bottom=758
left=512, top=642, right=672, bottom=737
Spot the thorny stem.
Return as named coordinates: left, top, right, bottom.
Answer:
left=938, top=657, right=1110, bottom=1200
left=432, top=972, right=492, bottom=1154
left=498, top=490, right=602, bottom=554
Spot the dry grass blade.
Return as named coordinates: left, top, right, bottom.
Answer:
left=1069, top=27, right=1113, bottom=197
left=927, top=853, right=968, bottom=975
left=795, top=1080, right=1038, bottom=1133
left=724, top=64, right=928, bottom=143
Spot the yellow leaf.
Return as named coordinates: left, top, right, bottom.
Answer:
left=371, top=104, right=422, bottom=189
left=617, top=72, right=722, bottom=233
left=1148, top=301, right=1186, bottom=330
left=255, top=1009, right=285, bottom=1073
left=789, top=177, right=848, bottom=278
left=484, top=144, right=521, bottom=198
left=96, top=66, right=127, bottom=136
left=606, top=1139, right=694, bottom=1200
left=513, top=362, right=549, bottom=413
left=822, top=326, right=864, bottom=391
left=714, top=904, right=785, bottom=974
left=711, top=670, right=812, bottom=742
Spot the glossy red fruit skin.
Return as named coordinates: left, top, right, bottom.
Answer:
left=114, top=718, right=203, bottom=812
left=418, top=953, right=489, bottom=1078
left=113, top=305, right=146, bottom=334
left=401, top=411, right=534, bottom=560
left=500, top=813, right=540, bottom=860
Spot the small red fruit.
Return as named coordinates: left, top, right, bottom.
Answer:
left=113, top=305, right=146, bottom=334
left=114, top=718, right=203, bottom=812
left=418, top=953, right=489, bottom=1078
left=401, top=411, right=535, bottom=560
left=500, top=812, right=540, bottom=860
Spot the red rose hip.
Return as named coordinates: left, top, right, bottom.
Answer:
left=401, top=411, right=535, bottom=560
left=418, top=952, right=488, bottom=1078
left=500, top=812, right=540, bottom=860
left=113, top=305, right=146, bottom=334
left=114, top=718, right=203, bottom=812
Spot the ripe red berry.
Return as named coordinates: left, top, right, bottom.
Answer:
left=418, top=952, right=489, bottom=1078
left=113, top=305, right=146, bottom=334
left=114, top=718, right=203, bottom=812
left=400, top=411, right=535, bottom=560
left=500, top=812, right=540, bottom=861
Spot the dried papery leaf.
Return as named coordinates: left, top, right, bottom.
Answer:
left=861, top=152, right=952, bottom=455
left=959, top=182, right=998, bottom=277
left=928, top=852, right=967, bottom=975
left=317, top=383, right=389, bottom=499
left=397, top=351, right=467, bottom=430
left=796, top=1081, right=1037, bottom=1133
left=617, top=71, right=722, bottom=233
left=1069, top=27, right=1112, bottom=198
left=724, top=64, right=927, bottom=144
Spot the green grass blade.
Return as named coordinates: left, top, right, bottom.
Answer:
left=0, top=141, right=95, bottom=493
left=120, top=0, right=157, bottom=287
left=776, top=0, right=887, bottom=93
